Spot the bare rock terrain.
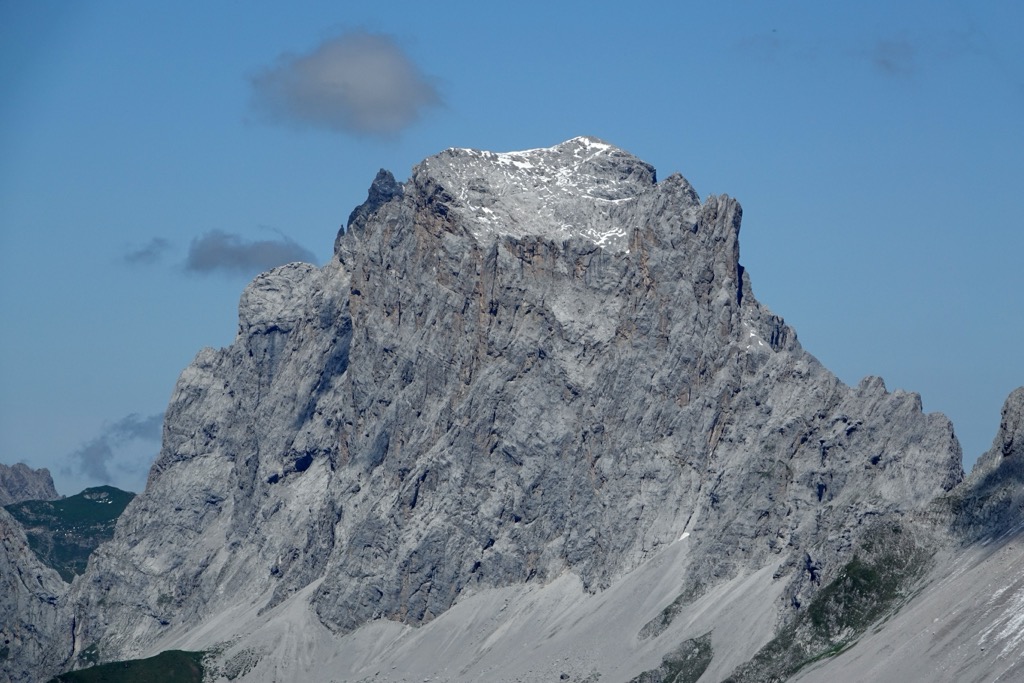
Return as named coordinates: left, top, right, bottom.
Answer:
left=0, top=462, right=60, bottom=506
left=3, top=138, right=1019, bottom=682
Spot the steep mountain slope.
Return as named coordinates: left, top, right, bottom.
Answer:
left=952, top=387, right=1024, bottom=540
left=0, top=462, right=60, bottom=505
left=1, top=508, right=70, bottom=683
left=793, top=388, right=1024, bottom=683
left=6, top=138, right=978, bottom=681
left=5, top=485, right=135, bottom=582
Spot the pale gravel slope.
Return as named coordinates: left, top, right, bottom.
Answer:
left=793, top=529, right=1024, bottom=683
left=171, top=536, right=788, bottom=682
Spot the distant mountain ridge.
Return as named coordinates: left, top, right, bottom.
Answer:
left=0, top=462, right=60, bottom=505
left=4, top=485, right=135, bottom=582
left=2, top=138, right=1020, bottom=682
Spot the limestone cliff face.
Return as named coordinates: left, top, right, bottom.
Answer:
left=30, top=138, right=966, bottom=673
left=790, top=386, right=1024, bottom=683
left=0, top=508, right=70, bottom=682
left=970, top=387, right=1024, bottom=478
left=951, top=387, right=1024, bottom=538
left=0, top=462, right=60, bottom=506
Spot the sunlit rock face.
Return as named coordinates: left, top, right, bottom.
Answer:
left=8, top=138, right=975, bottom=681
left=0, top=463, right=60, bottom=506
left=953, top=387, right=1024, bottom=537
left=0, top=508, right=69, bottom=683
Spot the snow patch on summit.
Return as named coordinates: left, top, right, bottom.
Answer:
left=416, top=137, right=657, bottom=251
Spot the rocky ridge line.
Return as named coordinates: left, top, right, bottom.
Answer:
left=0, top=462, right=60, bottom=506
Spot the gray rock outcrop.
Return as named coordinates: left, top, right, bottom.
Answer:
left=791, top=387, right=1024, bottom=683
left=9, top=137, right=975, bottom=680
left=0, top=508, right=69, bottom=682
left=951, top=386, right=1024, bottom=538
left=969, top=387, right=1024, bottom=478
left=0, top=462, right=60, bottom=506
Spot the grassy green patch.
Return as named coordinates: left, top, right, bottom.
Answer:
left=638, top=582, right=706, bottom=640
left=4, top=485, right=134, bottom=581
left=629, top=632, right=713, bottom=683
left=808, top=555, right=900, bottom=638
left=724, top=524, right=929, bottom=682
left=48, top=650, right=204, bottom=683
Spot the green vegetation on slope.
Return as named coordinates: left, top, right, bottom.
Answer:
left=4, top=485, right=135, bottom=581
left=47, top=650, right=204, bottom=683
left=629, top=632, right=714, bottom=683
left=724, top=524, right=929, bottom=682
left=638, top=582, right=707, bottom=640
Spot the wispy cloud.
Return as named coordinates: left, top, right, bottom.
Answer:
left=250, top=30, right=442, bottom=137
left=733, top=28, right=826, bottom=72
left=870, top=37, right=916, bottom=76
left=185, top=230, right=316, bottom=276
left=736, top=29, right=922, bottom=78
left=67, top=413, right=163, bottom=483
left=735, top=30, right=789, bottom=64
left=123, top=237, right=171, bottom=265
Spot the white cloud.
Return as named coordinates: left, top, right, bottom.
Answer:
left=123, top=237, right=171, bottom=265
left=185, top=230, right=316, bottom=276
left=250, top=30, right=442, bottom=137
left=66, top=412, right=163, bottom=483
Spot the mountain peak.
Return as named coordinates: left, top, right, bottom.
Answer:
left=5, top=137, right=990, bottom=683
left=410, top=137, right=662, bottom=250
left=0, top=462, right=60, bottom=506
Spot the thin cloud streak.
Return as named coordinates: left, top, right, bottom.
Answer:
left=871, top=38, right=916, bottom=75
left=66, top=412, right=163, bottom=483
left=124, top=237, right=171, bottom=265
left=185, top=230, right=316, bottom=276
left=250, top=30, right=442, bottom=137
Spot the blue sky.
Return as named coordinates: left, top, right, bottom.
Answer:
left=1, top=1, right=1021, bottom=495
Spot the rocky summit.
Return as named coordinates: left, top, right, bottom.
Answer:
left=0, top=462, right=60, bottom=506
left=2, top=138, right=1020, bottom=682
